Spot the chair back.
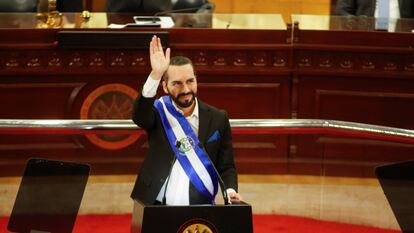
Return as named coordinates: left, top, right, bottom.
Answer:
left=0, top=0, right=38, bottom=12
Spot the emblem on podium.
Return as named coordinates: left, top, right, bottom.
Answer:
left=178, top=218, right=217, bottom=233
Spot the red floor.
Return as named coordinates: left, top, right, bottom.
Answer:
left=0, top=214, right=401, bottom=233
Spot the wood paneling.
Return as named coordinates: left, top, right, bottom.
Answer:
left=0, top=24, right=290, bottom=176
left=0, top=83, right=84, bottom=118
left=214, top=0, right=330, bottom=22
left=290, top=18, right=414, bottom=177
left=200, top=82, right=290, bottom=174
left=89, top=0, right=331, bottom=22
left=1, top=14, right=414, bottom=178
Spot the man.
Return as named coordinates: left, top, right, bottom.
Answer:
left=131, top=36, right=242, bottom=205
left=0, top=0, right=83, bottom=12
left=336, top=0, right=414, bottom=18
left=105, top=0, right=171, bottom=13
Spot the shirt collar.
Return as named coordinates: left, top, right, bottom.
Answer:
left=171, top=97, right=199, bottom=119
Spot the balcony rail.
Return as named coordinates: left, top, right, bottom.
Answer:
left=0, top=119, right=414, bottom=144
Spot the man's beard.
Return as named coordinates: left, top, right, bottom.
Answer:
left=170, top=91, right=196, bottom=108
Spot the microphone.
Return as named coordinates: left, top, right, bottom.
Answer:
left=154, top=7, right=204, bottom=18
left=162, top=143, right=180, bottom=205
left=198, top=142, right=230, bottom=205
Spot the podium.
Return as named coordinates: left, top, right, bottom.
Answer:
left=131, top=200, right=253, bottom=233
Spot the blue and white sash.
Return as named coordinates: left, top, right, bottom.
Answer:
left=154, top=96, right=218, bottom=204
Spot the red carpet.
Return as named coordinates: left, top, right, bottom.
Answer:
left=0, top=214, right=401, bottom=233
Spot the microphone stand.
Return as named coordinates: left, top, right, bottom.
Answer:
left=198, top=142, right=230, bottom=205
left=161, top=153, right=177, bottom=205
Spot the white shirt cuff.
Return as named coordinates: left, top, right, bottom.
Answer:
left=226, top=188, right=237, bottom=195
left=141, top=75, right=161, bottom=98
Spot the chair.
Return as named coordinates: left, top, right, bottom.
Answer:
left=172, top=0, right=215, bottom=13
left=0, top=0, right=38, bottom=12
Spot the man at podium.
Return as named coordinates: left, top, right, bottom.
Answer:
left=131, top=36, right=242, bottom=205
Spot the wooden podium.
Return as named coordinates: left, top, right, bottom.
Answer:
left=131, top=199, right=253, bottom=233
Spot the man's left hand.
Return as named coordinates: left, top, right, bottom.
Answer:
left=227, top=189, right=243, bottom=204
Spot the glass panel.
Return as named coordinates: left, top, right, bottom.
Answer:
left=1, top=129, right=412, bottom=232
left=7, top=158, right=89, bottom=233
left=0, top=13, right=286, bottom=30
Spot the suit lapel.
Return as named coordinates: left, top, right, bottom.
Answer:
left=197, top=99, right=212, bottom=144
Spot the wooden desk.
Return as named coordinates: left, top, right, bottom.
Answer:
left=0, top=13, right=290, bottom=176
left=1, top=13, right=414, bottom=178
left=290, top=15, right=414, bottom=177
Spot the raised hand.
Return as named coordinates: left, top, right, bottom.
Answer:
left=149, top=35, right=171, bottom=80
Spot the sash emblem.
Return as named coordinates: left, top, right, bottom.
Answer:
left=176, top=136, right=196, bottom=155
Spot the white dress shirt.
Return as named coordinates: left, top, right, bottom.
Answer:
left=375, top=0, right=400, bottom=31
left=375, top=0, right=400, bottom=19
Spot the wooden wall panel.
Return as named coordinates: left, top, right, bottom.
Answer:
left=199, top=82, right=283, bottom=118
left=288, top=18, right=414, bottom=177
left=89, top=0, right=331, bottom=22
left=0, top=27, right=291, bottom=176
left=0, top=83, right=84, bottom=119
left=315, top=89, right=414, bottom=128
left=292, top=74, right=414, bottom=177
left=2, top=14, right=414, bottom=178
left=214, top=0, right=330, bottom=21
left=199, top=81, right=290, bottom=174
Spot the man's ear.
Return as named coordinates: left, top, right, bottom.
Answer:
left=162, top=80, right=168, bottom=94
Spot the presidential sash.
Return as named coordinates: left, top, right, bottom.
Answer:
left=154, top=96, right=218, bottom=204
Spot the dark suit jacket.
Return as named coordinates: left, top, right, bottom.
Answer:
left=0, top=0, right=83, bottom=12
left=105, top=0, right=171, bottom=13
left=336, top=0, right=414, bottom=18
left=131, top=95, right=238, bottom=205
left=57, top=0, right=83, bottom=12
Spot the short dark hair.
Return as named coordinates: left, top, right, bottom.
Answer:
left=163, top=56, right=195, bottom=81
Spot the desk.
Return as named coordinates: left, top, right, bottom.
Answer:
left=290, top=15, right=414, bottom=176
left=1, top=13, right=414, bottom=177
left=0, top=13, right=290, bottom=176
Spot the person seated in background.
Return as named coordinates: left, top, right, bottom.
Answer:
left=0, top=0, right=37, bottom=12
left=172, top=0, right=215, bottom=13
left=57, top=0, right=83, bottom=12
left=105, top=0, right=214, bottom=14
left=0, top=0, right=83, bottom=12
left=336, top=0, right=414, bottom=19
left=105, top=0, right=172, bottom=13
